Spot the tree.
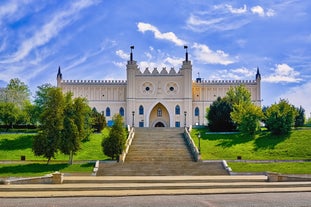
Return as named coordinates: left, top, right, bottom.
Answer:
left=0, top=102, right=19, bottom=130
left=225, top=85, right=251, bottom=105
left=231, top=103, right=263, bottom=135
left=59, top=93, right=79, bottom=165
left=91, top=107, right=106, bottom=133
left=264, top=99, right=298, bottom=135
left=294, top=106, right=305, bottom=128
left=3, top=78, right=30, bottom=108
left=0, top=78, right=32, bottom=127
left=33, top=84, right=55, bottom=124
left=102, top=114, right=126, bottom=160
left=32, top=87, right=65, bottom=164
left=72, top=96, right=93, bottom=141
left=227, top=85, right=262, bottom=135
left=60, top=93, right=93, bottom=164
left=206, top=97, right=236, bottom=132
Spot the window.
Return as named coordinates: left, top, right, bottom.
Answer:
left=195, top=107, right=199, bottom=116
left=139, top=121, right=144, bottom=127
left=139, top=105, right=144, bottom=115
left=175, top=105, right=180, bottom=115
left=106, top=107, right=111, bottom=117
left=157, top=108, right=162, bottom=117
left=119, top=107, right=124, bottom=116
left=175, top=121, right=180, bottom=127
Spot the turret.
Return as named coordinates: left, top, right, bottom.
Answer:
left=57, top=66, right=62, bottom=87
left=126, top=46, right=139, bottom=127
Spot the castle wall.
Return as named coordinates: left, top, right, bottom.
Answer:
left=57, top=50, right=261, bottom=127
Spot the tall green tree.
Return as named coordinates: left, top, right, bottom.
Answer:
left=0, top=78, right=32, bottom=127
left=33, top=84, right=55, bottom=124
left=0, top=102, right=19, bottom=130
left=2, top=78, right=30, bottom=108
left=264, top=99, right=298, bottom=135
left=227, top=85, right=262, bottom=135
left=231, top=103, right=263, bottom=135
left=294, top=106, right=305, bottom=127
left=225, top=85, right=251, bottom=105
left=32, top=87, right=65, bottom=164
left=59, top=93, right=79, bottom=165
left=60, top=93, right=93, bottom=164
left=102, top=114, right=126, bottom=160
left=206, top=97, right=236, bottom=132
left=91, top=107, right=106, bottom=132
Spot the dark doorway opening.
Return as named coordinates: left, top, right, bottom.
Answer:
left=155, top=122, right=165, bottom=127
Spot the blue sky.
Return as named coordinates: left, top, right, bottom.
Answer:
left=0, top=0, right=310, bottom=117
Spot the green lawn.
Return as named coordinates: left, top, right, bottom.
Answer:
left=228, top=162, right=311, bottom=174
left=191, top=128, right=311, bottom=160
left=0, top=163, right=94, bottom=177
left=0, top=128, right=110, bottom=162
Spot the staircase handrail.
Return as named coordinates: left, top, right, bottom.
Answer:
left=119, top=126, right=135, bottom=163
left=184, top=127, right=201, bottom=162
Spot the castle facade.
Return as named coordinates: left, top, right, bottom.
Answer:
left=57, top=48, right=261, bottom=127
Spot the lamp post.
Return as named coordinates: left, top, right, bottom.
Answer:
left=198, top=133, right=201, bottom=154
left=132, top=111, right=135, bottom=127
left=184, top=111, right=187, bottom=127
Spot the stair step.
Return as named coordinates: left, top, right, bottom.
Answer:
left=97, top=128, right=228, bottom=176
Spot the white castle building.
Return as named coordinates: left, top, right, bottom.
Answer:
left=57, top=47, right=261, bottom=127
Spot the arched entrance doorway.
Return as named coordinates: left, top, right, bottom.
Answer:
left=149, top=103, right=170, bottom=127
left=155, top=122, right=165, bottom=127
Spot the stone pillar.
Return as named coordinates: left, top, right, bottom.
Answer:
left=52, top=171, right=64, bottom=184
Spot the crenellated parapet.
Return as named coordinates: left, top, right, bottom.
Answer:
left=138, top=67, right=181, bottom=76
left=193, top=79, right=257, bottom=85
left=61, top=79, right=127, bottom=85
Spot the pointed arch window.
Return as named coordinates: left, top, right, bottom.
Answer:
left=139, top=105, right=144, bottom=115
left=119, top=107, right=124, bottom=116
left=195, top=107, right=199, bottom=116
left=106, top=107, right=111, bottom=117
left=175, top=105, right=180, bottom=115
left=157, top=108, right=162, bottom=117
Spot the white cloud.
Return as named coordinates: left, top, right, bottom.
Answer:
left=113, top=61, right=125, bottom=69
left=116, top=50, right=129, bottom=60
left=0, top=0, right=97, bottom=64
left=207, top=67, right=255, bottom=80
left=186, top=12, right=249, bottom=32
left=137, top=22, right=186, bottom=46
left=192, top=43, right=234, bottom=65
left=264, top=64, right=302, bottom=83
left=225, top=4, right=247, bottom=14
left=164, top=57, right=184, bottom=66
left=0, top=1, right=18, bottom=21
left=251, top=6, right=265, bottom=16
left=251, top=5, right=275, bottom=17
left=277, top=82, right=311, bottom=118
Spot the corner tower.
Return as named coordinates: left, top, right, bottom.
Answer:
left=180, top=46, right=193, bottom=126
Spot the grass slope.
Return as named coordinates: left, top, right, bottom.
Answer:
left=191, top=128, right=311, bottom=160
left=0, top=128, right=110, bottom=162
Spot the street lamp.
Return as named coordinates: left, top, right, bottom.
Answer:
left=198, top=133, right=201, bottom=154
left=132, top=111, right=135, bottom=127
left=184, top=111, right=187, bottom=127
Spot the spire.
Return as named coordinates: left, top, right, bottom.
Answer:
left=184, top=45, right=188, bottom=61
left=57, top=66, right=62, bottom=80
left=130, top=45, right=134, bottom=61
left=256, top=67, right=261, bottom=80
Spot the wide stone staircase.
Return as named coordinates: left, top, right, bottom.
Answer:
left=96, top=128, right=228, bottom=176
left=3, top=175, right=311, bottom=197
